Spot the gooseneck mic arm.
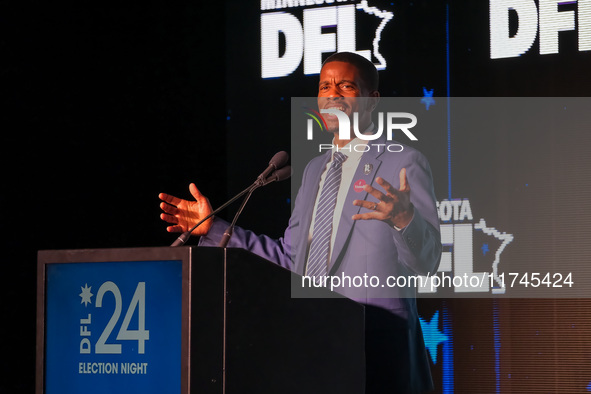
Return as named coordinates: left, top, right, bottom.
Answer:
left=218, top=165, right=291, bottom=248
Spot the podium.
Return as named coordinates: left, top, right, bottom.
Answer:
left=37, top=247, right=365, bottom=394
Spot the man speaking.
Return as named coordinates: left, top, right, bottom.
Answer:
left=159, top=52, right=442, bottom=393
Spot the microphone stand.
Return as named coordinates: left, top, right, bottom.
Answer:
left=218, top=184, right=258, bottom=247
left=218, top=166, right=291, bottom=247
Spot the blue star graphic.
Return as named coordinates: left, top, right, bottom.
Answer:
left=421, top=87, right=435, bottom=110
left=419, top=310, right=449, bottom=364
left=481, top=243, right=489, bottom=256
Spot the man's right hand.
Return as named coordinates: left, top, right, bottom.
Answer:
left=159, top=183, right=213, bottom=236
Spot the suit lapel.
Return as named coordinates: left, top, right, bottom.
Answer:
left=328, top=147, right=384, bottom=274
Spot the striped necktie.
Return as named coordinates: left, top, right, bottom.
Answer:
left=306, top=151, right=347, bottom=279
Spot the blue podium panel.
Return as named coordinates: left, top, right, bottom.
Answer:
left=44, top=259, right=182, bottom=394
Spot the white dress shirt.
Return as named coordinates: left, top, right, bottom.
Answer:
left=306, top=125, right=373, bottom=271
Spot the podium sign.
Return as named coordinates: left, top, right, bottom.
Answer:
left=37, top=248, right=190, bottom=394
left=38, top=247, right=365, bottom=394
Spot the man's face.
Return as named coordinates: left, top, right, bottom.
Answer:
left=317, top=61, right=379, bottom=134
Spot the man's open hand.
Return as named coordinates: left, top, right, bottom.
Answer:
left=352, top=168, right=414, bottom=229
left=159, top=183, right=213, bottom=235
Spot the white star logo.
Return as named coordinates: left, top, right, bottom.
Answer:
left=79, top=283, right=93, bottom=307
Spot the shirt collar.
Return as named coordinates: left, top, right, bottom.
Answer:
left=330, top=122, right=375, bottom=162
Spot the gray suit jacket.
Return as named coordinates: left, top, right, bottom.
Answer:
left=200, top=140, right=442, bottom=392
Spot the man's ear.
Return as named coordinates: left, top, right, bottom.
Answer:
left=367, top=90, right=380, bottom=112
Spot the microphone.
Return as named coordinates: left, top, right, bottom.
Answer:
left=170, top=152, right=290, bottom=247
left=262, top=165, right=292, bottom=185
left=218, top=165, right=291, bottom=248
left=257, top=151, right=289, bottom=184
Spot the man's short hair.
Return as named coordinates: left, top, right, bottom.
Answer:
left=322, top=52, right=379, bottom=92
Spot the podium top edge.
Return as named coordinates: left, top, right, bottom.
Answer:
left=36, top=246, right=266, bottom=265
left=37, top=246, right=208, bottom=265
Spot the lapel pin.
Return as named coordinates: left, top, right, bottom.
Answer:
left=363, top=163, right=373, bottom=175
left=354, top=179, right=366, bottom=193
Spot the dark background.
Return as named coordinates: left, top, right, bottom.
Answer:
left=2, top=2, right=226, bottom=392
left=4, top=0, right=591, bottom=392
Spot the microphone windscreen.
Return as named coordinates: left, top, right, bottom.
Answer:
left=269, top=151, right=289, bottom=169
left=271, top=165, right=292, bottom=182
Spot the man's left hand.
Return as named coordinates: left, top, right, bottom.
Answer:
left=352, top=168, right=414, bottom=229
